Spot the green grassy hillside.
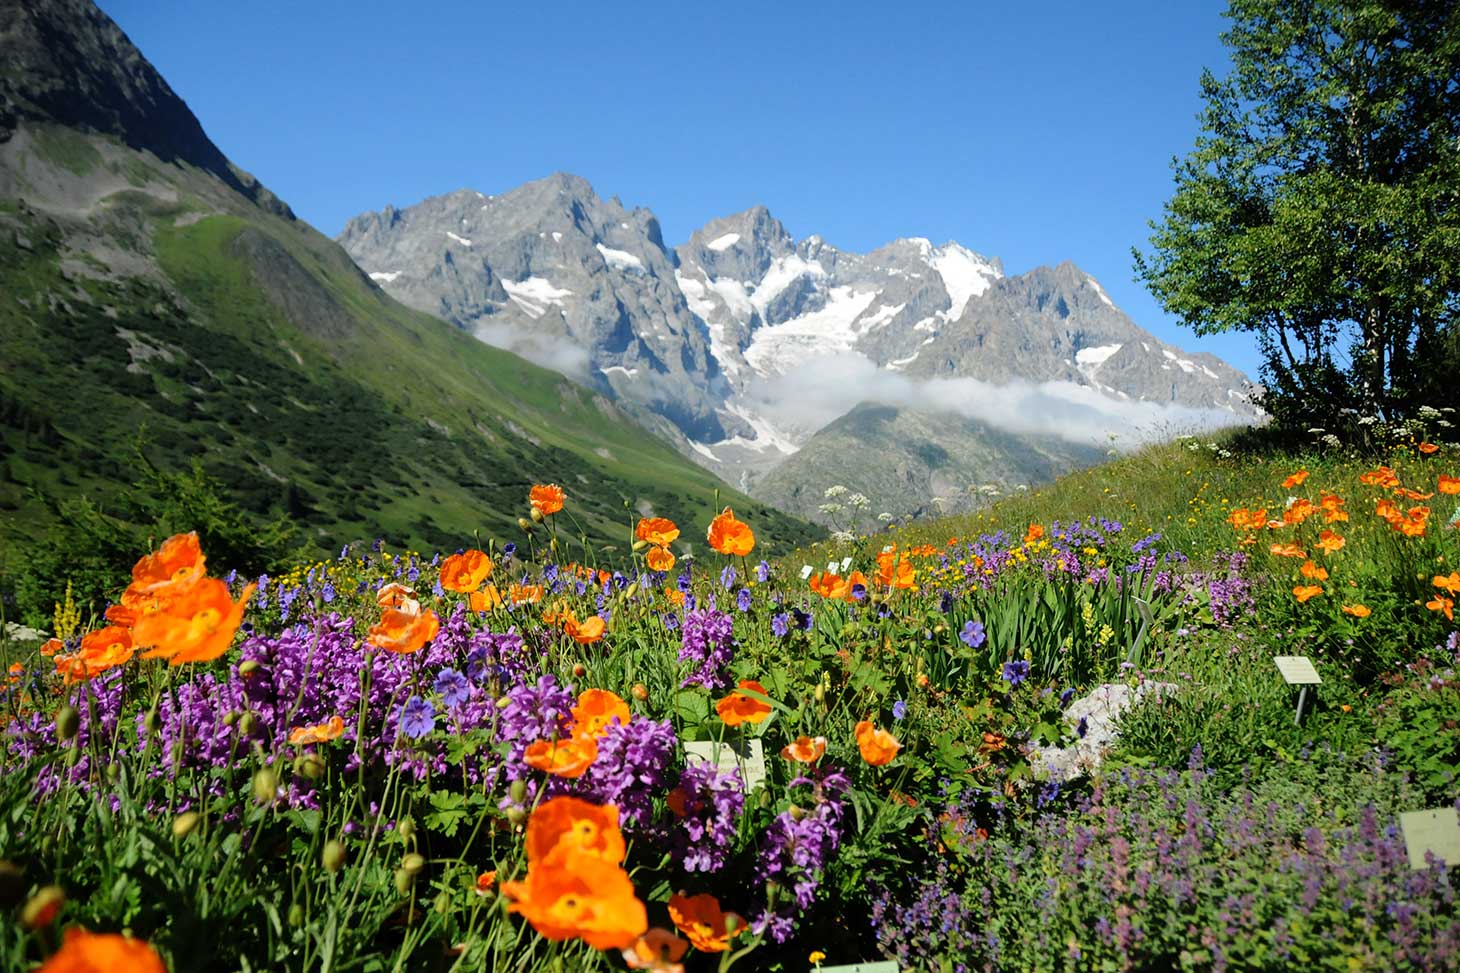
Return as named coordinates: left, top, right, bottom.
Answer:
left=0, top=130, right=818, bottom=623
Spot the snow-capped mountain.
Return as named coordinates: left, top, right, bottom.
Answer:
left=339, top=175, right=1261, bottom=506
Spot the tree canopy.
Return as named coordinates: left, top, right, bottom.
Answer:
left=1135, top=0, right=1460, bottom=433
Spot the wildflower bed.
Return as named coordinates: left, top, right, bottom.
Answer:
left=3, top=444, right=1460, bottom=972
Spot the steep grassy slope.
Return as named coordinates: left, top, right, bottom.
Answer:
left=0, top=129, right=819, bottom=618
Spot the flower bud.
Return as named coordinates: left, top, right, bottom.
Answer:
left=288, top=903, right=305, bottom=927
left=517, top=518, right=535, bottom=532
left=933, top=624, right=948, bottom=635
left=723, top=913, right=740, bottom=936
left=813, top=682, right=826, bottom=704
left=321, top=839, right=347, bottom=874
left=631, top=683, right=649, bottom=702
left=172, top=811, right=201, bottom=839
left=624, top=582, right=639, bottom=600
left=631, top=539, right=649, bottom=552
left=105, top=762, right=120, bottom=784
left=433, top=890, right=452, bottom=915
left=238, top=659, right=261, bottom=679
left=507, top=806, right=527, bottom=826
left=55, top=705, right=81, bottom=742
left=572, top=663, right=587, bottom=678
left=788, top=804, right=808, bottom=821
left=238, top=712, right=259, bottom=736
left=509, top=779, right=528, bottom=804
left=530, top=507, right=545, bottom=524
left=401, top=853, right=426, bottom=876
left=496, top=695, right=512, bottom=710
left=397, top=817, right=416, bottom=842
left=549, top=537, right=560, bottom=554
left=221, top=711, right=238, bottom=727
left=393, top=867, right=413, bottom=896
left=252, top=767, right=278, bottom=803
left=21, top=885, right=64, bottom=930
left=294, top=754, right=325, bottom=780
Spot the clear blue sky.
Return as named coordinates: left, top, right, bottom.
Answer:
left=101, top=0, right=1261, bottom=380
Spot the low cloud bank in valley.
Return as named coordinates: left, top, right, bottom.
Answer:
left=745, top=353, right=1247, bottom=448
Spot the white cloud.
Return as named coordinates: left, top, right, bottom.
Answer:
left=742, top=353, right=1243, bottom=448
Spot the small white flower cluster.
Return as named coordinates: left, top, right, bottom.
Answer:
left=823, top=485, right=848, bottom=499
left=831, top=529, right=856, bottom=543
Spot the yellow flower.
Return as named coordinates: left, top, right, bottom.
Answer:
left=809, top=951, right=827, bottom=965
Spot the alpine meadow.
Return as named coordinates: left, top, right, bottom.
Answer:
left=2, top=2, right=1459, bottom=972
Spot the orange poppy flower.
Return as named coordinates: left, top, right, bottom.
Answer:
left=37, top=927, right=166, bottom=973
left=39, top=637, right=64, bottom=657
left=1293, top=585, right=1324, bottom=603
left=979, top=732, right=1007, bottom=754
left=133, top=579, right=256, bottom=665
left=375, top=583, right=419, bottom=612
left=1318, top=493, right=1349, bottom=522
left=1282, top=469, right=1310, bottom=488
left=1375, top=498, right=1401, bottom=522
left=808, top=572, right=848, bottom=600
left=502, top=848, right=647, bottom=950
left=78, top=626, right=134, bottom=672
left=622, top=927, right=690, bottom=972
left=440, top=550, right=493, bottom=592
left=563, top=615, right=606, bottom=644
left=1359, top=466, right=1401, bottom=488
left=1439, top=474, right=1460, bottom=494
left=636, top=517, right=681, bottom=547
left=524, top=796, right=627, bottom=864
left=706, top=508, right=755, bottom=557
left=876, top=550, right=915, bottom=590
left=854, top=720, right=901, bottom=766
left=289, top=715, right=345, bottom=746
left=1419, top=442, right=1439, bottom=455
left=1299, top=560, right=1329, bottom=581
left=530, top=484, right=566, bottom=516
left=103, top=604, right=137, bottom=627
left=715, top=680, right=773, bottom=727
left=667, top=892, right=745, bottom=953
left=1433, top=572, right=1460, bottom=595
left=1227, top=508, right=1269, bottom=531
left=841, top=570, right=872, bottom=601
left=129, top=531, right=207, bottom=595
left=1269, top=543, right=1307, bottom=559
left=780, top=735, right=827, bottom=764
left=1282, top=499, right=1315, bottom=526
left=524, top=735, right=599, bottom=778
left=469, top=585, right=504, bottom=613
left=366, top=606, right=440, bottom=654
left=510, top=583, right=544, bottom=605
left=1341, top=604, right=1371, bottom=618
left=646, top=546, right=676, bottom=572
left=1315, top=530, right=1346, bottom=555
left=1427, top=595, right=1455, bottom=621
left=475, top=870, right=497, bottom=896
left=1397, top=487, right=1435, bottom=501
left=662, top=586, right=685, bottom=607
left=1023, top=523, right=1045, bottom=545
left=571, top=690, right=632, bottom=738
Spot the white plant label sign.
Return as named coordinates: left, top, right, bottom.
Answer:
left=683, top=738, right=766, bottom=793
left=1399, top=807, right=1460, bottom=870
left=1273, top=656, right=1321, bottom=684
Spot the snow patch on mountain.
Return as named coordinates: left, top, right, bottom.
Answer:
left=706, top=232, right=741, bottom=252
left=501, top=277, right=573, bottom=318
left=596, top=243, right=643, bottom=272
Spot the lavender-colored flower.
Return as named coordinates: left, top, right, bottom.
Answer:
left=754, top=772, right=849, bottom=941
left=1002, top=659, right=1031, bottom=687
left=720, top=564, right=737, bottom=590
left=892, top=699, right=907, bottom=721
left=960, top=620, right=987, bottom=649
left=434, top=668, right=471, bottom=708
left=1059, top=687, right=1076, bottom=707
left=679, top=607, right=736, bottom=689
left=771, top=612, right=790, bottom=638
left=671, top=763, right=745, bottom=873
left=321, top=583, right=336, bottom=604
left=756, top=560, right=771, bottom=583
left=399, top=696, right=436, bottom=739
left=737, top=588, right=753, bottom=612
left=571, top=718, right=677, bottom=826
